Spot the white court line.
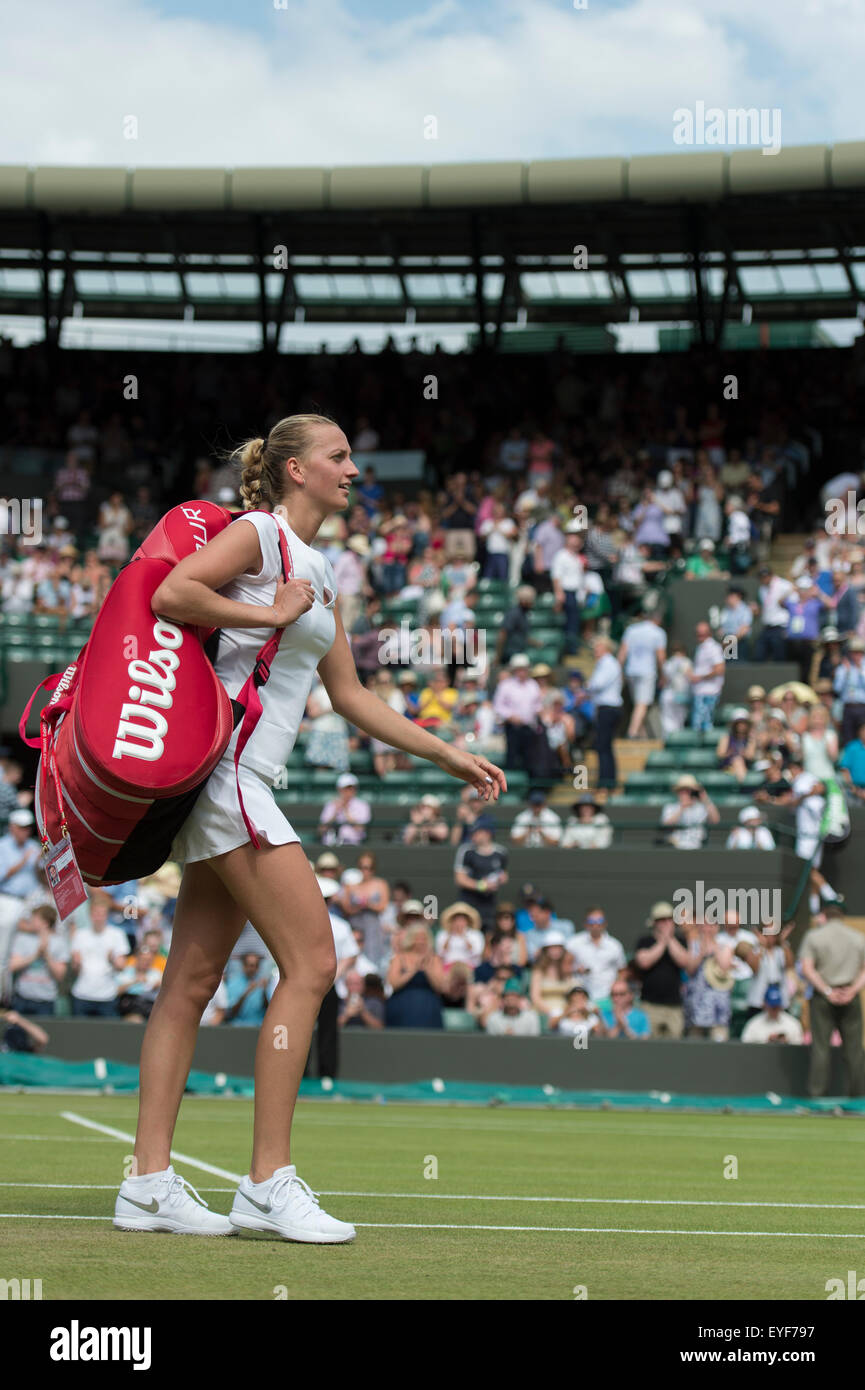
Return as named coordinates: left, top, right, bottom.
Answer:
left=60, top=1111, right=242, bottom=1183
left=0, top=1212, right=863, bottom=1238
left=2, top=1180, right=865, bottom=1213
left=0, top=1133, right=118, bottom=1142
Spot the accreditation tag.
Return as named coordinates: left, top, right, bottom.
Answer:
left=43, top=837, right=88, bottom=919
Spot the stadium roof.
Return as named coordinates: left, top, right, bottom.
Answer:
left=1, top=142, right=864, bottom=347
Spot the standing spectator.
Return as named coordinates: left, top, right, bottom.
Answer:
left=659, top=641, right=693, bottom=736
left=798, top=906, right=865, bottom=1097
left=495, top=586, right=540, bottom=666
left=791, top=770, right=843, bottom=915
left=660, top=774, right=720, bottom=849
left=7, top=906, right=67, bottom=1015
left=587, top=635, right=623, bottom=788
left=97, top=491, right=134, bottom=565
left=385, top=925, right=446, bottom=1028
left=618, top=604, right=667, bottom=739
left=551, top=523, right=588, bottom=656
left=682, top=920, right=736, bottom=1040
left=783, top=577, right=830, bottom=682
left=736, top=922, right=795, bottom=1018
left=839, top=720, right=865, bottom=803
left=654, top=470, right=687, bottom=541
left=319, top=773, right=372, bottom=846
left=717, top=586, right=753, bottom=661
left=0, top=810, right=42, bottom=967
left=492, top=655, right=543, bottom=772
left=454, top=818, right=509, bottom=930
left=632, top=902, right=690, bottom=1038
left=689, top=620, right=725, bottom=732
left=754, top=565, right=793, bottom=662
left=53, top=451, right=92, bottom=534
left=69, top=890, right=129, bottom=1017
left=509, top=789, right=562, bottom=847
left=564, top=907, right=626, bottom=1004
left=833, top=638, right=865, bottom=746
left=479, top=500, right=517, bottom=580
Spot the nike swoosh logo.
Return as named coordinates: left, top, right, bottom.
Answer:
left=124, top=1195, right=159, bottom=1214
left=242, top=1193, right=273, bottom=1214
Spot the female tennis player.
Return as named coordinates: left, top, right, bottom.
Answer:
left=113, top=414, right=506, bottom=1242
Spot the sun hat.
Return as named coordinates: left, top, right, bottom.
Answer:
left=440, top=901, right=482, bottom=933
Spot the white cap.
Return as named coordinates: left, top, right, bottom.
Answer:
left=541, top=928, right=566, bottom=948
left=336, top=773, right=359, bottom=789
left=510, top=654, right=531, bottom=669
left=341, top=868, right=364, bottom=886
left=9, top=809, right=34, bottom=828
left=658, top=470, right=673, bottom=488
left=739, top=805, right=762, bottom=824
left=316, top=876, right=341, bottom=899
left=792, top=772, right=819, bottom=798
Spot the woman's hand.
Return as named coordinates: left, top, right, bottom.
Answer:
left=269, top=576, right=316, bottom=628
left=433, top=744, right=507, bottom=802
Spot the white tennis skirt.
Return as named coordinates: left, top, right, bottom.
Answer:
left=170, top=757, right=300, bottom=865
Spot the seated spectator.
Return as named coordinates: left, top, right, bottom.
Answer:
left=834, top=636, right=865, bottom=746
left=435, top=902, right=485, bottom=969
left=476, top=926, right=527, bottom=979
left=684, top=538, right=725, bottom=579
left=740, top=983, right=804, bottom=1044
left=440, top=959, right=473, bottom=1009
left=510, top=788, right=562, bottom=847
left=716, top=709, right=756, bottom=783
left=385, top=925, right=445, bottom=1028
left=69, top=889, right=129, bottom=1017
left=453, top=817, right=509, bottom=930
left=403, top=793, right=451, bottom=845
left=772, top=685, right=812, bottom=737
left=525, top=895, right=576, bottom=958
left=303, top=678, right=350, bottom=774
left=800, top=702, right=839, bottom=780
left=660, top=775, right=720, bottom=849
left=539, top=690, right=576, bottom=771
left=367, top=670, right=407, bottom=774
left=725, top=805, right=776, bottom=849
left=224, top=952, right=271, bottom=1027
left=8, top=905, right=67, bottom=1015
left=600, top=979, right=651, bottom=1038
left=319, top=773, right=371, bottom=845
left=560, top=794, right=613, bottom=849
left=724, top=498, right=753, bottom=575
left=632, top=902, right=689, bottom=1038
left=396, top=670, right=421, bottom=719
left=449, top=785, right=485, bottom=846
left=564, top=907, right=626, bottom=1003
left=754, top=709, right=800, bottom=767
left=0, top=1007, right=49, bottom=1054
left=529, top=930, right=578, bottom=1027
left=838, top=720, right=865, bottom=803
left=495, top=586, right=540, bottom=667
left=682, top=920, right=736, bottom=1040
left=484, top=978, right=542, bottom=1036
left=115, top=943, right=162, bottom=1022
left=338, top=970, right=386, bottom=1029
left=554, top=983, right=608, bottom=1039
left=735, top=921, right=795, bottom=1020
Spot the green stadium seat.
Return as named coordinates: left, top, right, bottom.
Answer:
left=664, top=730, right=704, bottom=747
left=442, top=1009, right=479, bottom=1033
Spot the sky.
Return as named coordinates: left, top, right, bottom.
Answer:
left=0, top=0, right=863, bottom=168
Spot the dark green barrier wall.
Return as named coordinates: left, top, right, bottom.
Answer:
left=30, top=1020, right=844, bottom=1097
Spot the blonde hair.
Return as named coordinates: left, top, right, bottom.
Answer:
left=230, top=413, right=337, bottom=512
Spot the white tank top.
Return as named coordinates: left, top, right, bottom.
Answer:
left=214, top=510, right=338, bottom=783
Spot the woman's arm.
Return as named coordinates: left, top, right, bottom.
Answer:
left=150, top=517, right=315, bottom=632
left=318, top=607, right=507, bottom=800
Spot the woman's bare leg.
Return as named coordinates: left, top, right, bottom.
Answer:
left=133, top=859, right=247, bottom=1175
left=208, top=840, right=336, bottom=1183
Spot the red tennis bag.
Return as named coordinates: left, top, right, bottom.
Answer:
left=19, top=501, right=292, bottom=886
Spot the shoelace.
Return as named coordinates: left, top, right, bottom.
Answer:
left=164, top=1172, right=210, bottom=1210
left=268, top=1172, right=321, bottom=1217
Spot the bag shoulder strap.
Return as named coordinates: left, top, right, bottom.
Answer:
left=232, top=510, right=295, bottom=847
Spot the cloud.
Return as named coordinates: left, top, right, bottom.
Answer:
left=0, top=0, right=861, bottom=168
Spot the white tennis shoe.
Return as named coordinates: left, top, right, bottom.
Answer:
left=230, top=1164, right=356, bottom=1243
left=114, top=1164, right=235, bottom=1235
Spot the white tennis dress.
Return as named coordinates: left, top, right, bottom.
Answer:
left=170, top=509, right=338, bottom=864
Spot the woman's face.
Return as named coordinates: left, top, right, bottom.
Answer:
left=286, top=424, right=358, bottom=515
left=546, top=945, right=564, bottom=963
left=359, top=857, right=374, bottom=876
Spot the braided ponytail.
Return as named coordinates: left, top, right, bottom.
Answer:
left=229, top=414, right=338, bottom=512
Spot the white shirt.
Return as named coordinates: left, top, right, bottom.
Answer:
left=550, top=548, right=586, bottom=594
left=71, top=925, right=129, bottom=1001
left=480, top=518, right=517, bottom=553
left=716, top=927, right=759, bottom=981
left=661, top=800, right=709, bottom=850
left=692, top=637, right=725, bottom=696
left=510, top=808, right=562, bottom=847
left=435, top=927, right=485, bottom=967
left=560, top=815, right=613, bottom=849
left=759, top=577, right=794, bottom=628
left=622, top=620, right=667, bottom=677
left=565, top=930, right=626, bottom=1000
left=656, top=486, right=687, bottom=534
left=588, top=652, right=623, bottom=707
left=792, top=773, right=825, bottom=855
left=741, top=1010, right=803, bottom=1044
left=727, top=509, right=751, bottom=546
left=725, top=825, right=776, bottom=850
left=215, top=511, right=338, bottom=783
